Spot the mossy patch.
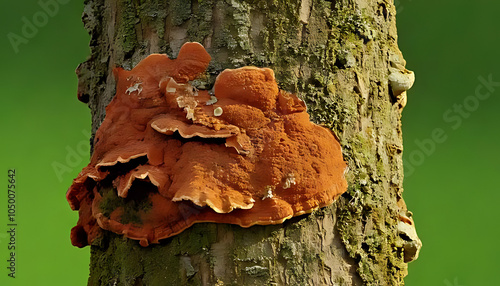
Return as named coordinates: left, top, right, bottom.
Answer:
left=99, top=183, right=153, bottom=225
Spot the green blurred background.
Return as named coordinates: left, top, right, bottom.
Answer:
left=0, top=0, right=498, bottom=285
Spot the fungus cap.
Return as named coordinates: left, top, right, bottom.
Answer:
left=67, top=42, right=347, bottom=248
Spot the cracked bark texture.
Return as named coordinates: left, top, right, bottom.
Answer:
left=76, top=0, right=417, bottom=285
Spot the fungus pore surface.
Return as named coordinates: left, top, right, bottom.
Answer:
left=67, top=42, right=348, bottom=247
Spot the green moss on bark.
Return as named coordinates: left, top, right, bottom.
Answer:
left=80, top=0, right=413, bottom=285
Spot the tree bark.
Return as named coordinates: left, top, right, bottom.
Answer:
left=76, top=0, right=420, bottom=285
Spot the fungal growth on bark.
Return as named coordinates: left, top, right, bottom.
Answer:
left=67, top=42, right=348, bottom=248
left=388, top=60, right=415, bottom=109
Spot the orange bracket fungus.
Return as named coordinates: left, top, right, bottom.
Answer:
left=67, top=42, right=348, bottom=247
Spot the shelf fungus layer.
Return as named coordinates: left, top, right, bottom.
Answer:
left=67, top=42, right=348, bottom=247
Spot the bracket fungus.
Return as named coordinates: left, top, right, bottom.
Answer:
left=67, top=42, right=348, bottom=247
left=388, top=61, right=415, bottom=108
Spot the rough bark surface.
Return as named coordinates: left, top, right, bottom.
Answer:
left=76, top=0, right=416, bottom=285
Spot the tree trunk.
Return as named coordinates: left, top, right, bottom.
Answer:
left=76, top=0, right=420, bottom=285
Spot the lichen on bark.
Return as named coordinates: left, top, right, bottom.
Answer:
left=76, top=0, right=418, bottom=285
